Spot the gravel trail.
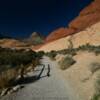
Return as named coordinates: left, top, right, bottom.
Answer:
left=0, top=56, right=81, bottom=100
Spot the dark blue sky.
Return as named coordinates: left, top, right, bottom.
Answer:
left=0, top=0, right=92, bottom=38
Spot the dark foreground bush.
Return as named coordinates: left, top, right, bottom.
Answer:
left=0, top=47, right=41, bottom=89
left=0, top=48, right=38, bottom=69
left=0, top=68, right=18, bottom=89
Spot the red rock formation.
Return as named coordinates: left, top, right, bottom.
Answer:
left=69, top=0, right=100, bottom=31
left=45, top=27, right=75, bottom=42
left=46, top=0, right=100, bottom=42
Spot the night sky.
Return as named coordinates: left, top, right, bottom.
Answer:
left=0, top=0, right=92, bottom=38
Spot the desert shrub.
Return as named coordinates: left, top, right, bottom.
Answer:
left=78, top=43, right=92, bottom=51
left=92, top=74, right=100, bottom=100
left=55, top=44, right=100, bottom=57
left=77, top=44, right=100, bottom=55
left=57, top=49, right=77, bottom=56
left=66, top=49, right=77, bottom=56
left=92, top=94, right=100, bottom=100
left=89, top=63, right=100, bottom=74
left=37, top=51, right=45, bottom=58
left=59, top=56, right=76, bottom=70
left=57, top=49, right=67, bottom=54
left=56, top=39, right=76, bottom=56
left=46, top=50, right=57, bottom=60
left=0, top=48, right=38, bottom=70
left=0, top=47, right=41, bottom=89
left=33, top=37, right=44, bottom=45
left=0, top=68, right=18, bottom=89
left=29, top=37, right=44, bottom=45
left=94, top=46, right=100, bottom=56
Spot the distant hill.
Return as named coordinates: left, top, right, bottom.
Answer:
left=0, top=33, right=11, bottom=39
left=23, top=32, right=44, bottom=45
left=0, top=39, right=28, bottom=49
left=0, top=32, right=44, bottom=49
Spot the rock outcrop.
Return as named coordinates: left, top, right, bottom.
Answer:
left=24, top=32, right=44, bottom=45
left=69, top=0, right=100, bottom=31
left=46, top=0, right=100, bottom=42
left=45, top=28, right=75, bottom=42
left=37, top=21, right=100, bottom=52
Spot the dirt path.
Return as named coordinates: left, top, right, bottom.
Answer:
left=1, top=56, right=81, bottom=100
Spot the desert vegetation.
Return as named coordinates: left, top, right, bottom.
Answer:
left=89, top=62, right=100, bottom=74
left=89, top=62, right=100, bottom=100
left=0, top=47, right=43, bottom=92
left=56, top=44, right=100, bottom=56
left=58, top=56, right=76, bottom=70
left=46, top=50, right=57, bottom=60
left=92, top=73, right=100, bottom=100
left=77, top=44, right=100, bottom=56
left=90, top=62, right=100, bottom=100
left=55, top=44, right=100, bottom=99
left=46, top=44, right=100, bottom=72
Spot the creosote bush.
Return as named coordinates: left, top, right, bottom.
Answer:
left=59, top=56, right=76, bottom=70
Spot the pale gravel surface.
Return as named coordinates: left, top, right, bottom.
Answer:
left=0, top=56, right=81, bottom=100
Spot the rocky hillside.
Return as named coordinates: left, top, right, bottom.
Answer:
left=0, top=39, right=28, bottom=49
left=45, top=28, right=75, bottom=42
left=37, top=21, right=100, bottom=52
left=46, top=0, right=100, bottom=42
left=0, top=32, right=44, bottom=49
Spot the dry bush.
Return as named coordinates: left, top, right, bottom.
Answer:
left=0, top=68, right=18, bottom=89
left=89, top=63, right=100, bottom=74
left=46, top=51, right=57, bottom=60
left=18, top=58, right=41, bottom=78
left=0, top=47, right=41, bottom=91
left=59, top=56, right=76, bottom=70
left=92, top=74, right=100, bottom=100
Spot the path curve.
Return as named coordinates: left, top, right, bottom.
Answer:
left=0, top=56, right=81, bottom=100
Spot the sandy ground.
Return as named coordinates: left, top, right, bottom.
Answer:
left=35, top=21, right=100, bottom=100
left=0, top=57, right=81, bottom=100
left=56, top=52, right=100, bottom=100
left=37, top=22, right=100, bottom=52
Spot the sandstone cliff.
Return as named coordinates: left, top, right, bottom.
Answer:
left=46, top=0, right=100, bottom=42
